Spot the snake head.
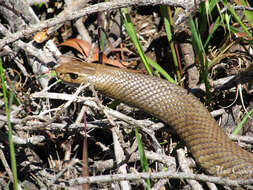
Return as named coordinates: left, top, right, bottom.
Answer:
left=55, top=56, right=96, bottom=85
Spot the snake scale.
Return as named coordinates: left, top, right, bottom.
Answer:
left=55, top=56, right=253, bottom=180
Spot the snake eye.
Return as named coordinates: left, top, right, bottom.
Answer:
left=69, top=73, right=78, bottom=80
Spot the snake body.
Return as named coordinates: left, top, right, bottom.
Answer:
left=55, top=57, right=253, bottom=180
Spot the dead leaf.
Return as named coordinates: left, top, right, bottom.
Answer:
left=34, top=29, right=48, bottom=43
left=59, top=38, right=133, bottom=68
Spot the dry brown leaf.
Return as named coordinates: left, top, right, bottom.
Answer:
left=234, top=32, right=253, bottom=40
left=59, top=38, right=132, bottom=68
left=34, top=29, right=48, bottom=43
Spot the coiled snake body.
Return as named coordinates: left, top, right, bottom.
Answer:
left=55, top=57, right=253, bottom=180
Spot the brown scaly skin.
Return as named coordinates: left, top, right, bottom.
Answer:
left=55, top=56, right=253, bottom=180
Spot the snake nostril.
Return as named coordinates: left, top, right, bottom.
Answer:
left=69, top=73, right=78, bottom=80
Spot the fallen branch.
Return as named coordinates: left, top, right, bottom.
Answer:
left=0, top=0, right=194, bottom=49
left=58, top=171, right=253, bottom=187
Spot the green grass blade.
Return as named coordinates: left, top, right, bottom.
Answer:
left=189, top=17, right=205, bottom=59
left=238, top=0, right=253, bottom=27
left=225, top=12, right=232, bottom=36
left=198, top=1, right=208, bottom=37
left=160, top=6, right=181, bottom=81
left=189, top=16, right=212, bottom=104
left=121, top=8, right=152, bottom=76
left=146, top=57, right=176, bottom=84
left=198, top=0, right=219, bottom=38
left=135, top=128, right=151, bottom=189
left=0, top=57, right=18, bottom=190
left=120, top=8, right=176, bottom=83
left=223, top=1, right=251, bottom=36
left=209, top=0, right=220, bottom=11
left=233, top=108, right=253, bottom=135
left=204, top=16, right=221, bottom=48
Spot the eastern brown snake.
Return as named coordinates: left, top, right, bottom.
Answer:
left=55, top=57, right=253, bottom=180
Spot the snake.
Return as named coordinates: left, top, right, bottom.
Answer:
left=55, top=56, right=253, bottom=180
